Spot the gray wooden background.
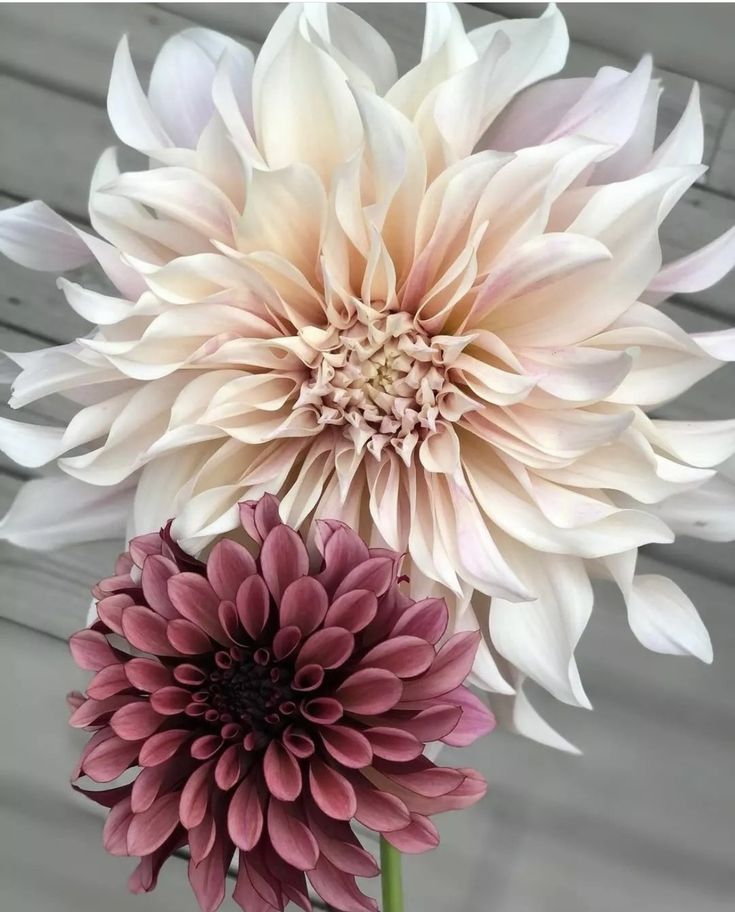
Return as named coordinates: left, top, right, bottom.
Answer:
left=0, top=4, right=734, bottom=911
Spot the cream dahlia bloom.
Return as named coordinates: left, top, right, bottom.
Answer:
left=2, top=3, right=735, bottom=749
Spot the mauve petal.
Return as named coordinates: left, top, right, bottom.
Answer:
left=240, top=493, right=282, bottom=544
left=280, top=576, right=329, bottom=635
left=364, top=727, right=424, bottom=762
left=320, top=726, right=373, bottom=769
left=400, top=632, right=481, bottom=701
left=336, top=669, right=402, bottom=714
left=390, top=598, right=449, bottom=644
left=309, top=759, right=356, bottom=821
left=351, top=778, right=410, bottom=832
left=122, top=605, right=182, bottom=656
left=233, top=851, right=280, bottom=911
left=273, top=625, right=302, bottom=660
left=150, top=686, right=191, bottom=716
left=214, top=744, right=247, bottom=791
left=69, top=694, right=132, bottom=728
left=260, top=525, right=309, bottom=603
left=208, top=538, right=257, bottom=600
left=82, top=734, right=141, bottom=782
left=382, top=813, right=439, bottom=854
left=236, top=574, right=270, bottom=640
left=174, top=663, right=207, bottom=686
left=218, top=600, right=241, bottom=644
left=111, top=701, right=165, bottom=740
left=126, top=792, right=181, bottom=856
left=264, top=739, right=303, bottom=801
left=189, top=816, right=217, bottom=865
left=167, top=617, right=212, bottom=654
left=72, top=782, right=132, bottom=809
left=267, top=798, right=319, bottom=871
left=292, top=664, right=325, bottom=692
left=440, top=686, right=496, bottom=746
left=103, top=796, right=134, bottom=855
left=304, top=799, right=379, bottom=877
left=333, top=557, right=395, bottom=600
left=139, top=729, right=191, bottom=767
left=316, top=525, right=370, bottom=595
left=168, top=573, right=227, bottom=642
left=374, top=759, right=463, bottom=798
left=96, top=593, right=132, bottom=635
left=387, top=704, right=462, bottom=743
left=307, top=855, right=377, bottom=912
left=125, top=657, right=173, bottom=692
left=69, top=629, right=120, bottom=671
left=228, top=773, right=264, bottom=850
left=179, top=760, right=215, bottom=829
left=129, top=830, right=187, bottom=894
left=129, top=531, right=164, bottom=566
left=296, top=627, right=354, bottom=670
left=324, top=589, right=378, bottom=633
left=359, top=636, right=434, bottom=678
left=265, top=851, right=312, bottom=912
left=131, top=764, right=170, bottom=813
left=191, top=734, right=223, bottom=760
left=187, top=833, right=230, bottom=912
left=141, top=555, right=179, bottom=618
left=283, top=726, right=316, bottom=759
left=87, top=663, right=130, bottom=699
left=302, top=697, right=344, bottom=725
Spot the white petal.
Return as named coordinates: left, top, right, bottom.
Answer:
left=648, top=475, right=735, bottom=542
left=649, top=82, right=703, bottom=169
left=0, top=200, right=92, bottom=271
left=647, top=225, right=735, bottom=299
left=626, top=574, right=712, bottom=662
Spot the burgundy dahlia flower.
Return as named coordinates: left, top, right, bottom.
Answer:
left=69, top=495, right=494, bottom=912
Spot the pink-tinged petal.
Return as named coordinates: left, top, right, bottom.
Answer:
left=333, top=557, right=395, bottom=600
left=124, top=657, right=173, bottom=692
left=400, top=632, right=481, bottom=701
left=382, top=813, right=439, bottom=854
left=359, top=636, right=434, bottom=678
left=283, top=726, right=316, bottom=759
left=302, top=697, right=344, bottom=725
left=309, top=759, right=356, bottom=821
left=296, top=627, right=354, bottom=670
left=87, top=663, right=130, bottom=699
left=174, top=663, right=207, bottom=686
left=126, top=792, right=181, bottom=856
left=110, top=701, right=164, bottom=740
left=324, top=589, right=378, bottom=633
left=129, top=830, right=187, bottom=893
left=122, top=605, right=182, bottom=656
left=240, top=493, right=282, bottom=544
left=267, top=799, right=319, bottom=871
left=260, top=525, right=310, bottom=603
left=316, top=525, right=370, bottom=595
left=69, top=695, right=132, bottom=729
left=150, top=685, right=191, bottom=715
left=308, top=855, right=378, bottom=912
left=215, top=744, right=247, bottom=791
left=103, top=796, right=134, bottom=855
left=129, top=531, right=164, bottom=566
left=440, top=686, right=496, bottom=746
left=273, top=625, right=302, bottom=660
left=179, top=760, right=215, bottom=829
left=72, top=782, right=132, bottom=809
left=352, top=778, right=411, bottom=832
left=227, top=773, right=264, bottom=850
left=167, top=617, right=212, bottom=654
left=280, top=576, right=329, bottom=635
left=141, top=555, right=179, bottom=618
left=233, top=852, right=281, bottom=912
left=96, top=593, right=132, bottom=635
left=69, top=629, right=120, bottom=671
left=320, top=726, right=373, bottom=769
left=265, top=851, right=312, bottom=912
left=139, top=729, right=191, bottom=767
left=236, top=574, right=271, bottom=640
left=82, top=734, right=141, bottom=782
left=208, top=538, right=257, bottom=600
left=374, top=759, right=463, bottom=798
left=389, top=704, right=462, bottom=743
left=390, top=598, right=448, bottom=644
left=364, top=727, right=423, bottom=762
left=168, top=573, right=227, bottom=642
left=191, top=734, right=223, bottom=760
left=187, top=833, right=230, bottom=912
left=292, top=664, right=325, bottom=692
left=336, top=669, right=402, bottom=714
left=189, top=816, right=217, bottom=865
left=131, top=763, right=172, bottom=813
left=264, top=739, right=303, bottom=801
left=304, top=800, right=379, bottom=877
left=218, top=599, right=241, bottom=643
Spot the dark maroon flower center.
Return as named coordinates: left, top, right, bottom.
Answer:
left=204, top=646, right=297, bottom=736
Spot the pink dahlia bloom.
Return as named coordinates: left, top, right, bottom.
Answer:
left=69, top=494, right=493, bottom=912
left=2, top=3, right=735, bottom=748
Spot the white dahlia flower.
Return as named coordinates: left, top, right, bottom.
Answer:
left=2, top=3, right=735, bottom=749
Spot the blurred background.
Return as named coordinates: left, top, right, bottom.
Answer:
left=0, top=4, right=733, bottom=911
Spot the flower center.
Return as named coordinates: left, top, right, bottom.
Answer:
left=205, top=646, right=296, bottom=735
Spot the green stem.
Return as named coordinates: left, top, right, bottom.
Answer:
left=380, top=837, right=404, bottom=912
